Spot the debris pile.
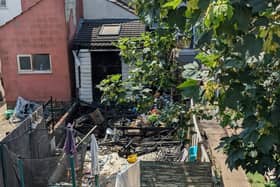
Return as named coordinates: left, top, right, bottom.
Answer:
left=51, top=97, right=212, bottom=186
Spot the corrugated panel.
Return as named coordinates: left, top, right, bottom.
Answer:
left=80, top=69, right=91, bottom=74
left=121, top=61, right=129, bottom=80
left=80, top=86, right=92, bottom=93
left=80, top=76, right=92, bottom=81
left=81, top=82, right=92, bottom=87
left=79, top=51, right=93, bottom=103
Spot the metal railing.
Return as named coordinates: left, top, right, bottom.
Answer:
left=190, top=98, right=210, bottom=162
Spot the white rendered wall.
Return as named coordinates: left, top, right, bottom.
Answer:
left=76, top=49, right=93, bottom=103
left=0, top=0, right=22, bottom=26
left=83, top=0, right=137, bottom=19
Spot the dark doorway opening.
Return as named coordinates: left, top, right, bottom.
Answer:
left=91, top=51, right=122, bottom=101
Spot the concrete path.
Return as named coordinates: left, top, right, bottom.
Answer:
left=199, top=120, right=250, bottom=187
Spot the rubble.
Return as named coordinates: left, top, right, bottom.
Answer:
left=47, top=98, right=213, bottom=186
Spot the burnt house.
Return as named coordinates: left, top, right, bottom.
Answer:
left=72, top=0, right=145, bottom=102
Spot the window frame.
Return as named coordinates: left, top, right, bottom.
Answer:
left=17, top=54, right=52, bottom=74
left=99, top=24, right=121, bottom=36
left=0, top=0, right=7, bottom=8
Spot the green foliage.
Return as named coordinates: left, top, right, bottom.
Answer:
left=132, top=0, right=189, bottom=31
left=163, top=0, right=182, bottom=9
left=96, top=74, right=126, bottom=105
left=204, top=0, right=234, bottom=30
left=99, top=0, right=280, bottom=179
left=247, top=172, right=277, bottom=187
left=158, top=102, right=187, bottom=126
left=118, top=32, right=178, bottom=90
left=132, top=0, right=280, bottom=178
left=97, top=73, right=154, bottom=112
left=98, top=28, right=185, bottom=113
left=97, top=3, right=194, bottom=135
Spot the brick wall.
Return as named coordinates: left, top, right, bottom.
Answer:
left=21, top=0, right=41, bottom=11
left=0, top=0, right=72, bottom=104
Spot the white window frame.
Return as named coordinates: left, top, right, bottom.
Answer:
left=17, top=54, right=52, bottom=74
left=0, top=0, right=7, bottom=8
left=17, top=55, right=32, bottom=73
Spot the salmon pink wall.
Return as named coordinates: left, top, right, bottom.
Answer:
left=21, top=0, right=41, bottom=11
left=76, top=0, right=83, bottom=21
left=0, top=0, right=71, bottom=103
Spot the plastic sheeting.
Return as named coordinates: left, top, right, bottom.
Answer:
left=115, top=161, right=140, bottom=187
left=10, top=96, right=39, bottom=123
left=91, top=134, right=99, bottom=175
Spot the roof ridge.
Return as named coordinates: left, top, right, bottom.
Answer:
left=0, top=0, right=45, bottom=29
left=83, top=18, right=140, bottom=22
left=107, top=0, right=136, bottom=15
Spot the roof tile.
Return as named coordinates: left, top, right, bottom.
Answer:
left=73, top=19, right=145, bottom=49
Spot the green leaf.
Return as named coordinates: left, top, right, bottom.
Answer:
left=223, top=83, right=244, bottom=109
left=230, top=150, right=245, bottom=163
left=233, top=6, right=251, bottom=32
left=248, top=0, right=267, bottom=13
left=182, top=61, right=201, bottom=79
left=197, top=30, right=213, bottom=46
left=177, top=79, right=198, bottom=89
left=167, top=7, right=186, bottom=30
left=195, top=52, right=219, bottom=68
left=236, top=34, right=263, bottom=57
left=181, top=85, right=200, bottom=100
left=111, top=74, right=122, bottom=81
left=223, top=59, right=243, bottom=69
left=198, top=0, right=210, bottom=10
left=185, top=0, right=199, bottom=17
left=270, top=98, right=280, bottom=126
left=244, top=35, right=263, bottom=56
left=257, top=135, right=277, bottom=153
left=163, top=0, right=182, bottom=9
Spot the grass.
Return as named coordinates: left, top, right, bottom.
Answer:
left=247, top=172, right=277, bottom=187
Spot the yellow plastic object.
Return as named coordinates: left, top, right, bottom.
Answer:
left=127, top=154, right=138, bottom=164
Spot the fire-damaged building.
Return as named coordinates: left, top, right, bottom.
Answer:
left=72, top=0, right=145, bottom=103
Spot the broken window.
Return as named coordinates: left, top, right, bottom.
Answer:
left=0, top=0, right=6, bottom=8
left=17, top=54, right=51, bottom=73
left=99, top=24, right=121, bottom=36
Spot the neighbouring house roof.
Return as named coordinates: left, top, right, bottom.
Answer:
left=73, top=19, right=145, bottom=49
left=0, top=0, right=44, bottom=29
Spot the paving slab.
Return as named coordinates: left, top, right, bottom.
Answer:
left=199, top=120, right=250, bottom=187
